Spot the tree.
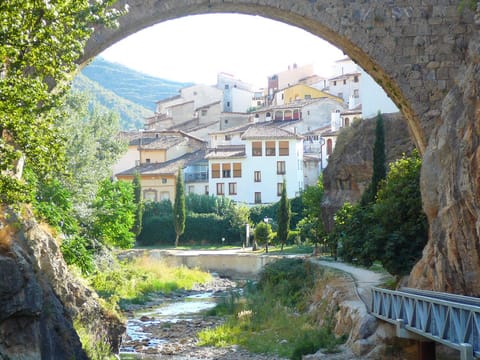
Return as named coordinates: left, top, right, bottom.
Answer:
left=361, top=112, right=386, bottom=205
left=131, top=172, right=144, bottom=238
left=56, top=91, right=127, bottom=218
left=254, top=222, right=272, bottom=253
left=91, top=178, right=136, bottom=249
left=301, top=176, right=325, bottom=253
left=372, top=151, right=427, bottom=276
left=277, top=179, right=291, bottom=252
left=0, top=0, right=123, bottom=204
left=225, top=203, right=251, bottom=246
left=173, top=168, right=186, bottom=247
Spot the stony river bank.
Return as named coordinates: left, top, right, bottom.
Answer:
left=119, top=276, right=286, bottom=360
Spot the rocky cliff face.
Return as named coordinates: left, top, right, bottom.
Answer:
left=0, top=207, right=125, bottom=359
left=321, top=113, right=415, bottom=232
left=408, top=17, right=480, bottom=295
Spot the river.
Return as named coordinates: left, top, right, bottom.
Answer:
left=118, top=276, right=283, bottom=360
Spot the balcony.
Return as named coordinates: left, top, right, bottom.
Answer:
left=184, top=172, right=208, bottom=183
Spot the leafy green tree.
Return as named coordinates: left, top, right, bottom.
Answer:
left=57, top=92, right=127, bottom=217
left=131, top=172, right=144, bottom=238
left=173, top=169, right=186, bottom=247
left=301, top=176, right=325, bottom=253
left=0, top=0, right=122, bottom=204
left=255, top=222, right=272, bottom=253
left=277, top=180, right=291, bottom=252
left=225, top=203, right=251, bottom=246
left=91, top=179, right=135, bottom=249
left=361, top=112, right=386, bottom=205
left=372, top=151, right=427, bottom=276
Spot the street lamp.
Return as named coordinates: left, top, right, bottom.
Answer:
left=264, top=217, right=269, bottom=254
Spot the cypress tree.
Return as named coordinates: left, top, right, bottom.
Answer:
left=131, top=172, right=144, bottom=238
left=173, top=168, right=186, bottom=247
left=277, top=179, right=291, bottom=252
left=361, top=112, right=386, bottom=205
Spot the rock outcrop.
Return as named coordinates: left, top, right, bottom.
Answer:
left=0, top=207, right=125, bottom=359
left=408, top=14, right=480, bottom=295
left=321, top=112, right=415, bottom=231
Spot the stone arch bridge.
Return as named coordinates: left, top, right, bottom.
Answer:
left=83, top=0, right=480, bottom=296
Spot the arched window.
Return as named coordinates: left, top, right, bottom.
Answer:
left=293, top=109, right=300, bottom=120
left=344, top=117, right=350, bottom=127
left=327, top=139, right=333, bottom=155
left=274, top=111, right=283, bottom=121
left=284, top=110, right=292, bottom=120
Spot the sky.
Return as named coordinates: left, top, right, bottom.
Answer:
left=100, top=13, right=345, bottom=89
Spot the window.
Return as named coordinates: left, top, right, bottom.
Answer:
left=254, top=192, right=262, bottom=204
left=201, top=109, right=207, bottom=116
left=233, top=163, right=242, bottom=177
left=211, top=163, right=220, bottom=178
left=277, top=183, right=284, bottom=196
left=225, top=135, right=231, bottom=140
left=266, top=141, right=276, bottom=156
left=333, top=80, right=337, bottom=86
left=222, top=163, right=231, bottom=178
left=274, top=111, right=283, bottom=121
left=284, top=110, right=292, bottom=120
left=146, top=158, right=151, bottom=164
left=162, top=178, right=167, bottom=184
left=204, top=185, right=209, bottom=195
left=227, top=101, right=230, bottom=107
left=254, top=171, right=261, bottom=182
left=229, top=182, right=237, bottom=195
left=293, top=109, right=300, bottom=120
left=344, top=117, right=350, bottom=127
left=143, top=190, right=157, bottom=201
left=224, top=119, right=228, bottom=124
left=277, top=161, right=286, bottom=175
left=304, top=94, right=311, bottom=99
left=160, top=191, right=170, bottom=201
left=225, top=84, right=229, bottom=89
left=353, top=89, right=359, bottom=98
left=279, top=141, right=289, bottom=156
left=354, top=76, right=359, bottom=83
left=343, top=79, right=346, bottom=85
left=216, top=183, right=224, bottom=195
left=327, top=139, right=333, bottom=155
left=252, top=141, right=262, bottom=156
left=188, top=185, right=194, bottom=193
left=338, top=92, right=343, bottom=99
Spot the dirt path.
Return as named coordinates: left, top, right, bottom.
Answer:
left=310, top=259, right=390, bottom=311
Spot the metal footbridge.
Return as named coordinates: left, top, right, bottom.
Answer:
left=371, top=287, right=480, bottom=360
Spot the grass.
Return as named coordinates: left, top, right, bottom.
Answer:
left=88, top=256, right=212, bottom=310
left=74, top=319, right=117, bottom=360
left=264, top=244, right=314, bottom=255
left=197, top=258, right=346, bottom=359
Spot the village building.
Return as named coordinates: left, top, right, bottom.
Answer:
left=206, top=123, right=303, bottom=205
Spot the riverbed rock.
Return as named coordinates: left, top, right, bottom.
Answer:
left=0, top=206, right=125, bottom=359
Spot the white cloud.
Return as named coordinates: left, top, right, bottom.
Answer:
left=100, top=13, right=344, bottom=88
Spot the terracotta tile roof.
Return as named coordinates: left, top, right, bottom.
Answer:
left=205, top=145, right=246, bottom=159
left=117, top=150, right=206, bottom=176
left=241, top=125, right=302, bottom=140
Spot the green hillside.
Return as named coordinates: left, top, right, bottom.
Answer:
left=79, top=57, right=192, bottom=111
left=72, top=73, right=152, bottom=130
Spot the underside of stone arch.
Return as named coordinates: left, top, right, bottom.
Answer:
left=83, top=0, right=480, bottom=295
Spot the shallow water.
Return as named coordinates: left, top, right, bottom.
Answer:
left=119, top=292, right=220, bottom=359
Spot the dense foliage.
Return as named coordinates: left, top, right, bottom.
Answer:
left=198, top=259, right=344, bottom=359
left=331, top=152, right=427, bottom=276
left=0, top=0, right=123, bottom=204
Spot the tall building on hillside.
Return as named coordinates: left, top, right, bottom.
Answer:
left=267, top=63, right=315, bottom=104
left=216, top=72, right=254, bottom=113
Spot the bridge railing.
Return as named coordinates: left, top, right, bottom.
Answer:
left=371, top=287, right=480, bottom=359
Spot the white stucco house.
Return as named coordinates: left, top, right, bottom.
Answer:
left=206, top=123, right=304, bottom=205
